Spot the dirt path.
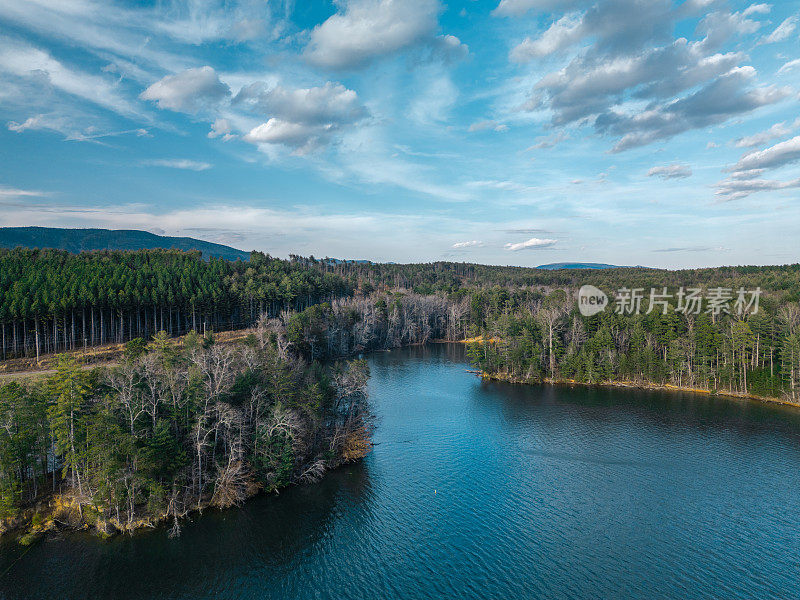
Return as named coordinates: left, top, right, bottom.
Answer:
left=0, top=328, right=254, bottom=382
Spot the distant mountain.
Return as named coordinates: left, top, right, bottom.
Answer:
left=322, top=258, right=374, bottom=265
left=536, top=262, right=633, bottom=270
left=0, top=227, right=251, bottom=261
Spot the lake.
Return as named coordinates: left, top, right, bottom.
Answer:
left=2, top=343, right=800, bottom=599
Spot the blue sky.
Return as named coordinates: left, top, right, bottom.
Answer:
left=0, top=0, right=799, bottom=268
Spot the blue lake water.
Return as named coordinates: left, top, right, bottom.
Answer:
left=2, top=343, right=800, bottom=599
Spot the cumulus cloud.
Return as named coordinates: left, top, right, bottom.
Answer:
left=243, top=119, right=331, bottom=153
left=511, top=0, right=680, bottom=65
left=236, top=81, right=368, bottom=152
left=510, top=12, right=584, bottom=61
left=598, top=67, right=791, bottom=152
left=493, top=0, right=580, bottom=17
left=504, top=237, right=557, bottom=250
left=729, top=135, right=800, bottom=172
left=647, top=163, right=692, bottom=179
left=235, top=82, right=367, bottom=126
left=433, top=34, right=469, bottom=62
left=511, top=1, right=787, bottom=152
left=529, top=41, right=746, bottom=127
left=142, top=159, right=212, bottom=171
left=763, top=15, right=797, bottom=43
left=304, top=0, right=441, bottom=69
left=716, top=175, right=800, bottom=201
left=734, top=120, right=799, bottom=148
left=716, top=135, right=800, bottom=199
left=140, top=66, right=230, bottom=113
left=207, top=118, right=235, bottom=140
left=452, top=240, right=483, bottom=248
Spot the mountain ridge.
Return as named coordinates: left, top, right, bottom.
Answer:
left=535, top=262, right=634, bottom=270
left=0, top=226, right=251, bottom=261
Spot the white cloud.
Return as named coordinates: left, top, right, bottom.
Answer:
left=208, top=118, right=235, bottom=140
left=763, top=15, right=797, bottom=43
left=234, top=81, right=368, bottom=151
left=469, top=179, right=530, bottom=192
left=452, top=240, right=483, bottom=248
left=140, top=66, right=230, bottom=113
left=603, top=68, right=791, bottom=152
left=0, top=185, right=47, bottom=198
left=505, top=237, right=557, bottom=250
left=778, top=58, right=800, bottom=73
left=647, top=164, right=692, bottom=179
left=493, top=0, right=578, bottom=17
left=304, top=0, right=441, bottom=69
left=244, top=119, right=329, bottom=153
left=0, top=0, right=188, bottom=80
left=734, top=120, right=799, bottom=148
left=407, top=70, right=458, bottom=124
left=510, top=12, right=584, bottom=61
left=7, top=113, right=73, bottom=135
left=529, top=131, right=568, bottom=149
left=154, top=0, right=275, bottom=44
left=730, top=135, right=800, bottom=172
left=716, top=175, right=800, bottom=201
left=510, top=1, right=787, bottom=153
left=0, top=38, right=140, bottom=117
left=433, top=34, right=469, bottom=62
left=142, top=159, right=212, bottom=171
left=7, top=113, right=150, bottom=142
left=468, top=120, right=508, bottom=132
left=742, top=4, right=771, bottom=17
left=716, top=133, right=800, bottom=199
left=235, top=82, right=367, bottom=126
left=468, top=120, right=498, bottom=132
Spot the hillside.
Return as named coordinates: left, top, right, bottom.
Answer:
left=0, top=226, right=251, bottom=261
left=536, top=262, right=629, bottom=270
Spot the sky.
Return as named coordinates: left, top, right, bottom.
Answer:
left=0, top=0, right=799, bottom=268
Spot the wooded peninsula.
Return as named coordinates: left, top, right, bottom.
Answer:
left=1, top=247, right=799, bottom=541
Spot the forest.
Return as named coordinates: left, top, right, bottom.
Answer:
left=2, top=245, right=800, bottom=538
left=0, top=319, right=372, bottom=538
left=275, top=282, right=800, bottom=403
left=465, top=286, right=800, bottom=402
left=300, top=258, right=800, bottom=401
left=0, top=248, right=350, bottom=360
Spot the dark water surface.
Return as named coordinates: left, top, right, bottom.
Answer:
left=2, top=344, right=800, bottom=599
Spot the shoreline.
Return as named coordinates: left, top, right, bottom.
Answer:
left=1, top=455, right=363, bottom=544
left=476, top=371, right=800, bottom=410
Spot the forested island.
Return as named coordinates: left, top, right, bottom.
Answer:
left=1, top=246, right=800, bottom=540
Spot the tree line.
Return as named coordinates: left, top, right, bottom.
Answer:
left=466, top=286, right=800, bottom=402
left=0, top=320, right=371, bottom=536
left=306, top=259, right=800, bottom=300
left=0, top=248, right=351, bottom=360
